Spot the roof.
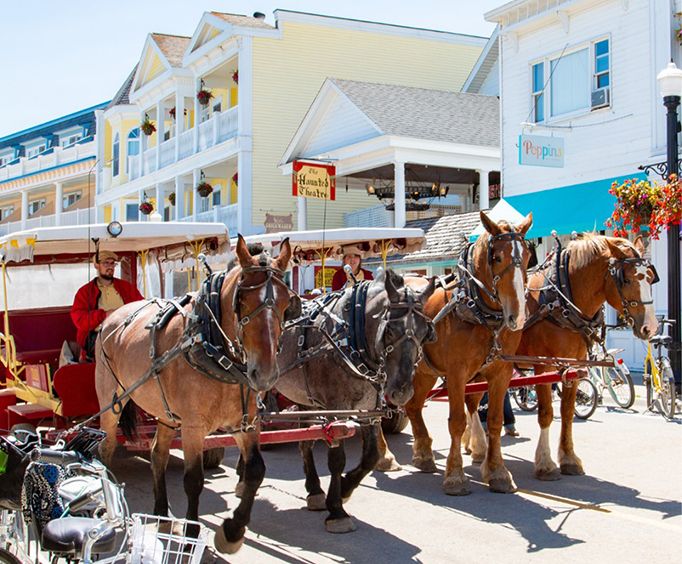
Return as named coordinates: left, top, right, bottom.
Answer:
left=151, top=33, right=191, bottom=67
left=210, top=12, right=275, bottom=30
left=330, top=79, right=500, bottom=147
left=462, top=28, right=499, bottom=94
left=107, top=65, right=138, bottom=109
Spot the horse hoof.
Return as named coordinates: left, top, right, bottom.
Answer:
left=560, top=463, right=585, bottom=476
left=488, top=477, right=517, bottom=493
left=442, top=477, right=471, bottom=496
left=325, top=517, right=356, bottom=534
left=235, top=481, right=245, bottom=498
left=214, top=525, right=245, bottom=554
left=306, top=493, right=327, bottom=511
left=412, top=457, right=437, bottom=473
left=535, top=467, right=561, bottom=481
left=375, top=456, right=402, bottom=472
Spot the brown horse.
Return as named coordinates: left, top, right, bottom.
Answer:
left=379, top=211, right=533, bottom=495
left=467, top=234, right=658, bottom=480
left=95, top=235, right=295, bottom=554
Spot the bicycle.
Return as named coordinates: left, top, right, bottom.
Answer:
left=587, top=343, right=635, bottom=409
left=643, top=318, right=677, bottom=420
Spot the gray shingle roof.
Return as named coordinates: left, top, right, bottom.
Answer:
left=107, top=65, right=137, bottom=109
left=330, top=79, right=499, bottom=148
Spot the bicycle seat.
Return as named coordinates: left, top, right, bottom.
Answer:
left=649, top=335, right=672, bottom=347
left=41, top=517, right=116, bottom=555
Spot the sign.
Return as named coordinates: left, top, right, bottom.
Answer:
left=292, top=161, right=336, bottom=200
left=314, top=266, right=336, bottom=289
left=264, top=213, right=293, bottom=233
left=518, top=134, right=564, bottom=168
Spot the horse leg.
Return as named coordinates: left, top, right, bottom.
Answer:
left=558, top=370, right=585, bottom=475
left=178, top=425, right=205, bottom=540
left=300, top=440, right=326, bottom=511
left=375, top=426, right=401, bottom=472
left=151, top=423, right=175, bottom=517
left=464, top=392, right=487, bottom=463
left=324, top=443, right=355, bottom=533
left=442, top=378, right=470, bottom=496
left=407, top=370, right=438, bottom=472
left=98, top=406, right=123, bottom=466
left=215, top=431, right=265, bottom=554
left=341, top=423, right=380, bottom=502
left=235, top=454, right=245, bottom=498
left=534, top=375, right=560, bottom=481
left=480, top=364, right=517, bottom=493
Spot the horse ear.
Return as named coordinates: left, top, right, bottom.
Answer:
left=633, top=235, right=646, bottom=256
left=605, top=237, right=628, bottom=260
left=275, top=238, right=292, bottom=271
left=419, top=276, right=437, bottom=303
left=480, top=211, right=501, bottom=236
left=384, top=269, right=401, bottom=302
left=235, top=234, right=253, bottom=268
left=516, top=212, right=533, bottom=236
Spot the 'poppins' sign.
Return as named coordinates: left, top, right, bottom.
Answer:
left=292, top=161, right=336, bottom=200
left=518, top=134, right=564, bottom=168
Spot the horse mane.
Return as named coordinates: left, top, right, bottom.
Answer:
left=567, top=233, right=638, bottom=269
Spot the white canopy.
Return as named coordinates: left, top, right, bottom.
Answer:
left=469, top=199, right=527, bottom=240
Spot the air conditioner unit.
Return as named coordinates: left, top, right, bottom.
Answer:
left=591, top=87, right=610, bottom=109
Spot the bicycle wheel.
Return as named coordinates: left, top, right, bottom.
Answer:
left=0, top=547, right=22, bottom=564
left=606, top=365, right=635, bottom=409
left=574, top=378, right=598, bottom=420
left=644, top=357, right=656, bottom=411
left=657, top=360, right=677, bottom=420
left=512, top=386, right=538, bottom=412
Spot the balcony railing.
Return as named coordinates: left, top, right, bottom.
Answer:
left=178, top=203, right=238, bottom=237
left=0, top=207, right=96, bottom=236
left=345, top=205, right=394, bottom=228
left=126, top=106, right=238, bottom=183
left=0, top=140, right=96, bottom=183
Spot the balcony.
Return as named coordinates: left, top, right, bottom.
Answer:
left=345, top=205, right=394, bottom=228
left=128, top=107, right=238, bottom=182
left=179, top=203, right=238, bottom=237
left=0, top=207, right=96, bottom=236
left=0, top=139, right=96, bottom=183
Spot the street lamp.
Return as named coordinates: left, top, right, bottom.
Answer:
left=656, top=61, right=682, bottom=387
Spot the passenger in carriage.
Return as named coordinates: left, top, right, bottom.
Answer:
left=70, top=251, right=144, bottom=362
left=331, top=245, right=374, bottom=291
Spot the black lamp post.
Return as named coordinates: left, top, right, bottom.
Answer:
left=657, top=62, right=682, bottom=386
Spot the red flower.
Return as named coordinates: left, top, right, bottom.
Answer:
left=139, top=201, right=153, bottom=215
left=197, top=89, right=214, bottom=106
left=232, top=172, right=238, bottom=185
left=232, top=70, right=239, bottom=84
left=196, top=181, right=213, bottom=197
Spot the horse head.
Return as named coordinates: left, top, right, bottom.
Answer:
left=603, top=235, right=659, bottom=340
left=367, top=270, right=437, bottom=406
left=228, top=235, right=295, bottom=391
left=477, top=211, right=533, bottom=331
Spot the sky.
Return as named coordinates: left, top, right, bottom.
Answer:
left=0, top=0, right=503, bottom=137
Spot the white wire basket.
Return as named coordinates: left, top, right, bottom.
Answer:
left=128, top=513, right=208, bottom=564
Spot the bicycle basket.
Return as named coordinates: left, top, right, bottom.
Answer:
left=63, top=427, right=106, bottom=460
left=129, top=513, right=208, bottom=564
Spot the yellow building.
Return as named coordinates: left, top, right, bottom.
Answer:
left=96, top=10, right=487, bottom=235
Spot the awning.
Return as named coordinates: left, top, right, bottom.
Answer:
left=469, top=198, right=526, bottom=240
left=504, top=172, right=647, bottom=239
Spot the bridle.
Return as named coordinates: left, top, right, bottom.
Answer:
left=607, top=256, right=659, bottom=326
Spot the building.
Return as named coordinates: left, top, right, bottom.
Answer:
left=0, top=103, right=108, bottom=235
left=94, top=10, right=488, bottom=236
left=485, top=0, right=681, bottom=366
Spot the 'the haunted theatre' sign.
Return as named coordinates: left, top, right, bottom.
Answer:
left=292, top=161, right=336, bottom=200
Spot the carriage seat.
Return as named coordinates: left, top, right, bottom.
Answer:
left=53, top=363, right=99, bottom=418
left=42, top=517, right=116, bottom=555
left=16, top=348, right=63, bottom=366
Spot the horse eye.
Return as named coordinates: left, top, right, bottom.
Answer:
left=623, top=278, right=631, bottom=285
left=495, top=256, right=502, bottom=263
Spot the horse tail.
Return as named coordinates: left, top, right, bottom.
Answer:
left=118, top=401, right=138, bottom=441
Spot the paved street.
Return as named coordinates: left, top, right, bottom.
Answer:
left=112, top=385, right=682, bottom=563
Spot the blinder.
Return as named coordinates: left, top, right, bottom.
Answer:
left=527, top=241, right=538, bottom=269
left=487, top=231, right=526, bottom=267
left=284, top=295, right=303, bottom=322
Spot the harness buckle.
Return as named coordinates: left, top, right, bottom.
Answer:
left=240, top=315, right=250, bottom=326
left=297, top=335, right=305, bottom=347
left=467, top=299, right=476, bottom=309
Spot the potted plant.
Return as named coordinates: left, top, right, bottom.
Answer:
left=169, top=107, right=176, bottom=120
left=168, top=192, right=176, bottom=206
left=139, top=201, right=154, bottom=215
left=232, top=70, right=239, bottom=84
left=140, top=114, right=156, bottom=136
left=196, top=181, right=213, bottom=198
left=231, top=172, right=238, bottom=186
left=196, top=88, right=213, bottom=106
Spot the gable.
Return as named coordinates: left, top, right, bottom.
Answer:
left=132, top=38, right=171, bottom=93
left=191, top=23, right=223, bottom=52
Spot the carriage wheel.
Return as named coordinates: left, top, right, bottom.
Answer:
left=203, top=447, right=225, bottom=469
left=381, top=410, right=409, bottom=434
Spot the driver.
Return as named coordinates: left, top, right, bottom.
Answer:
left=331, top=245, right=374, bottom=292
left=70, top=251, right=144, bottom=362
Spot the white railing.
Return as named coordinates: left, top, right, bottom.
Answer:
left=178, top=129, right=193, bottom=160
left=128, top=156, right=140, bottom=181
left=142, top=147, right=157, bottom=176
left=217, top=107, right=238, bottom=143
left=179, top=203, right=238, bottom=236
left=0, top=207, right=95, bottom=235
left=197, top=119, right=213, bottom=152
left=159, top=139, right=175, bottom=168
left=0, top=139, right=96, bottom=182
left=345, top=205, right=394, bottom=228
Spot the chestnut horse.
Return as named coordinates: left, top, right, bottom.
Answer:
left=95, top=236, right=296, bottom=554
left=467, top=234, right=658, bottom=480
left=379, top=212, right=533, bottom=495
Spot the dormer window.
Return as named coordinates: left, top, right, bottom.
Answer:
left=26, top=144, right=47, bottom=159
left=61, top=133, right=83, bottom=148
left=0, top=153, right=13, bottom=168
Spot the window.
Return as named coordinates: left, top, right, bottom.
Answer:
left=61, top=133, right=82, bottom=148
left=1, top=207, right=15, bottom=219
left=212, top=189, right=221, bottom=207
left=125, top=202, right=138, bottom=221
left=26, top=144, right=46, bottom=159
left=594, top=39, right=610, bottom=89
left=532, top=62, right=545, bottom=123
left=28, top=199, right=46, bottom=216
left=0, top=153, right=13, bottom=168
left=550, top=48, right=589, bottom=117
left=112, top=133, right=120, bottom=177
left=126, top=129, right=139, bottom=173
left=63, top=191, right=82, bottom=209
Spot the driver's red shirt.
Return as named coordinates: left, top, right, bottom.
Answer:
left=70, top=278, right=144, bottom=348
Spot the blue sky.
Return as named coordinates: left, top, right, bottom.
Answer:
left=0, top=0, right=502, bottom=137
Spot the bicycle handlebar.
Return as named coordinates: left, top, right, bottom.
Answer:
left=29, top=448, right=81, bottom=466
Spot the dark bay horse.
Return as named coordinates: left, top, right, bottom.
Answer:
left=271, top=269, right=436, bottom=533
left=95, top=235, right=296, bottom=554
left=379, top=211, right=533, bottom=495
left=467, top=234, right=658, bottom=480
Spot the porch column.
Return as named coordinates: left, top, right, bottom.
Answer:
left=156, top=102, right=164, bottom=171
left=192, top=169, right=200, bottom=221
left=138, top=110, right=145, bottom=179
left=20, top=191, right=28, bottom=230
left=138, top=189, right=144, bottom=221
left=478, top=169, right=490, bottom=210
left=193, top=79, right=200, bottom=153
left=54, top=182, right=63, bottom=226
left=237, top=151, right=252, bottom=235
left=155, top=183, right=164, bottom=221
left=174, top=91, right=184, bottom=162
left=297, top=195, right=307, bottom=230
left=174, top=176, right=184, bottom=220
left=394, top=161, right=406, bottom=228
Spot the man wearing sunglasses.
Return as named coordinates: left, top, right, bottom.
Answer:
left=70, top=251, right=144, bottom=361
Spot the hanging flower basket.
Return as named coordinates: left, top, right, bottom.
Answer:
left=139, top=201, right=154, bottom=215
left=196, top=89, right=214, bottom=106
left=232, top=70, right=239, bottom=84
left=140, top=116, right=156, bottom=136
left=231, top=172, right=238, bottom=186
left=169, top=107, right=176, bottom=120
left=196, top=181, right=213, bottom=198
left=168, top=192, right=176, bottom=206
